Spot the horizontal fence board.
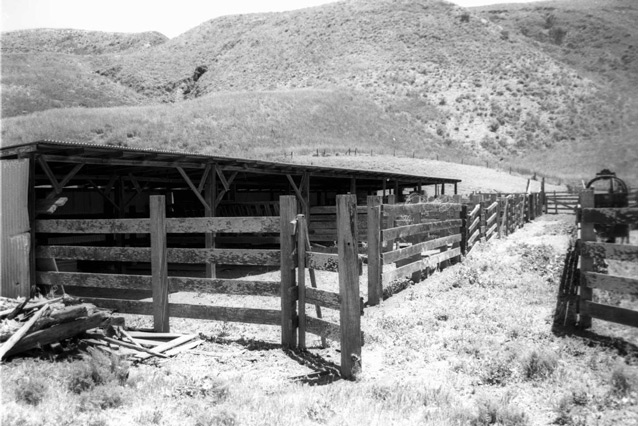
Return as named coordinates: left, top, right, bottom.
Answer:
left=486, top=223, right=498, bottom=239
left=383, top=247, right=462, bottom=283
left=305, top=287, right=341, bottom=310
left=310, top=206, right=367, bottom=214
left=166, top=217, right=280, bottom=234
left=37, top=246, right=150, bottom=262
left=36, top=218, right=149, bottom=234
left=167, top=248, right=281, bottom=265
left=584, top=272, right=638, bottom=296
left=468, top=204, right=481, bottom=218
left=82, top=297, right=281, bottom=325
left=383, top=203, right=462, bottom=216
left=38, top=272, right=281, bottom=296
left=582, top=208, right=638, bottom=225
left=305, top=316, right=341, bottom=342
left=580, top=242, right=638, bottom=263
left=486, top=212, right=498, bottom=226
left=383, top=234, right=462, bottom=264
left=581, top=301, right=638, bottom=328
left=382, top=219, right=463, bottom=241
left=468, top=216, right=481, bottom=234
left=468, top=230, right=480, bottom=246
left=485, top=202, right=499, bottom=214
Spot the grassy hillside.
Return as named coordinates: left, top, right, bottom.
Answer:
left=1, top=0, right=637, bottom=185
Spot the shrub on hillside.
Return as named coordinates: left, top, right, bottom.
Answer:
left=15, top=377, right=48, bottom=406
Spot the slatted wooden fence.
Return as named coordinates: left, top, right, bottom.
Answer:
left=546, top=191, right=579, bottom=215
left=577, top=190, right=638, bottom=329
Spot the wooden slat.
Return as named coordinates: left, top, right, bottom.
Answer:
left=485, top=202, right=499, bottom=215
left=37, top=271, right=151, bottom=290
left=468, top=230, right=480, bottom=246
left=305, top=316, right=340, bottom=342
left=81, top=297, right=282, bottom=325
left=382, top=219, right=462, bottom=241
left=383, top=203, right=462, bottom=216
left=582, top=208, right=638, bottom=225
left=382, top=234, right=461, bottom=264
left=580, top=242, right=638, bottom=263
left=36, top=218, right=149, bottom=234
left=165, top=217, right=280, bottom=234
left=486, top=223, right=498, bottom=239
left=135, top=334, right=199, bottom=361
left=382, top=247, right=461, bottom=283
left=580, top=301, right=638, bottom=328
left=305, top=287, right=341, bottom=310
left=485, top=212, right=498, bottom=226
left=468, top=216, right=480, bottom=233
left=583, top=272, right=638, bottom=295
left=468, top=204, right=480, bottom=219
left=36, top=246, right=150, bottom=262
left=167, top=248, right=281, bottom=265
left=171, top=277, right=280, bottom=296
left=150, top=195, right=169, bottom=332
left=310, top=206, right=367, bottom=214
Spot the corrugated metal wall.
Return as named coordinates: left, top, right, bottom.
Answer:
left=1, top=159, right=31, bottom=298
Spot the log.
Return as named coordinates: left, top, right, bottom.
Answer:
left=90, top=334, right=169, bottom=358
left=0, top=305, right=51, bottom=360
left=0, top=297, right=64, bottom=320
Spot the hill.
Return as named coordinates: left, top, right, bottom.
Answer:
left=1, top=0, right=637, bottom=185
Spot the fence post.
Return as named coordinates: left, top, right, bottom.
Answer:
left=367, top=196, right=382, bottom=306
left=460, top=204, right=468, bottom=256
left=150, top=195, right=169, bottom=332
left=337, top=194, right=362, bottom=380
left=280, top=196, right=298, bottom=348
left=578, top=190, right=595, bottom=329
left=296, top=214, right=307, bottom=349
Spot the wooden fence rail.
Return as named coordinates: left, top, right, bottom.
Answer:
left=577, top=190, right=638, bottom=329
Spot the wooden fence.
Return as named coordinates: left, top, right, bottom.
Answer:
left=576, top=190, right=638, bottom=329
left=546, top=191, right=579, bottom=215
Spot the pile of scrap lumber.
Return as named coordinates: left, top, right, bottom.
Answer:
left=0, top=295, right=123, bottom=360
left=0, top=296, right=203, bottom=362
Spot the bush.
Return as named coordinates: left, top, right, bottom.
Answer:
left=610, top=366, right=636, bottom=397
left=79, top=384, right=126, bottom=411
left=473, top=394, right=529, bottom=425
left=68, top=348, right=129, bottom=394
left=15, top=377, right=47, bottom=406
left=521, top=350, right=558, bottom=381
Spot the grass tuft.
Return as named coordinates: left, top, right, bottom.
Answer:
left=521, top=349, right=558, bottom=381
left=68, top=347, right=129, bottom=394
left=14, top=376, right=48, bottom=406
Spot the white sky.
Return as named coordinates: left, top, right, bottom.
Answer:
left=1, top=0, right=545, bottom=39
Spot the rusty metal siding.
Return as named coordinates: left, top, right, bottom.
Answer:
left=1, top=159, right=31, bottom=298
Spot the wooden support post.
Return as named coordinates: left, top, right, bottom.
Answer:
left=150, top=195, right=169, bottom=332
left=337, top=194, right=362, bottom=380
left=460, top=204, right=468, bottom=256
left=367, top=196, right=382, bottom=306
left=205, top=165, right=216, bottom=278
left=454, top=182, right=458, bottom=195
left=280, top=196, right=298, bottom=348
left=441, top=183, right=445, bottom=195
left=579, top=190, right=595, bottom=329
left=28, top=154, right=36, bottom=296
left=296, top=214, right=307, bottom=349
left=350, top=177, right=357, bottom=196
left=394, top=181, right=400, bottom=202
left=541, top=177, right=546, bottom=214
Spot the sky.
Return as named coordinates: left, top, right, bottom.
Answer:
left=1, top=0, right=545, bottom=39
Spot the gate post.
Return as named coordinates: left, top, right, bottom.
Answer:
left=337, top=194, right=362, bottom=380
left=578, top=190, right=595, bottom=329
left=280, top=196, right=298, bottom=348
left=150, top=195, right=169, bottom=332
left=367, top=196, right=382, bottom=306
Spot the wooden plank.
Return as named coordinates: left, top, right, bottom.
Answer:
left=36, top=246, right=150, bottom=262
left=297, top=214, right=307, bottom=349
left=485, top=212, right=498, bottom=226
left=580, top=241, right=638, bottom=263
left=584, top=272, right=638, bottom=296
left=582, top=208, right=638, bottom=225
left=167, top=248, right=280, bottom=266
left=81, top=298, right=282, bottom=325
left=305, top=316, right=340, bottom=342
left=135, top=334, right=199, bottom=361
left=383, top=203, right=462, bottom=216
left=485, top=202, right=499, bottom=215
left=36, top=272, right=280, bottom=296
left=280, top=196, right=297, bottom=348
left=382, top=219, right=463, bottom=241
left=382, top=247, right=462, bottom=283
left=468, top=216, right=481, bottom=234
left=367, top=196, right=382, bottom=306
left=150, top=195, right=169, bottom=333
left=468, top=204, right=480, bottom=219
left=579, top=190, right=595, bottom=329
left=165, top=217, right=280, bottom=234
left=382, top=234, right=462, bottom=264
left=305, top=287, right=341, bottom=310
left=486, top=223, right=498, bottom=240
left=310, top=206, right=367, bottom=214
left=337, top=194, right=362, bottom=380
left=36, top=218, right=149, bottom=234
left=581, top=301, right=638, bottom=328
left=468, top=230, right=480, bottom=246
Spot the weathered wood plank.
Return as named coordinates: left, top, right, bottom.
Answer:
left=468, top=204, right=480, bottom=219
left=37, top=272, right=151, bottom=290
left=486, top=212, right=498, bottom=226
left=383, top=203, right=462, bottom=216
left=165, top=217, right=280, bottom=234
left=36, top=246, right=150, bottom=262
left=467, top=229, right=480, bottom=246
left=297, top=214, right=307, bottom=350
left=135, top=334, right=199, bottom=361
left=280, top=196, right=297, bottom=348
left=305, top=316, right=340, bottom=342
left=305, top=287, right=341, bottom=310
left=580, top=242, right=638, bottom=263
left=579, top=191, right=596, bottom=329
left=485, top=202, right=499, bottom=215
left=583, top=272, right=638, bottom=296
left=310, top=206, right=367, bottom=214
left=367, top=196, right=382, bottom=306
left=580, top=301, right=638, bottom=328
left=171, top=277, right=281, bottom=296
left=486, top=223, right=498, bottom=239
left=167, top=248, right=281, bottom=265
left=382, top=247, right=462, bottom=283
left=382, top=234, right=462, bottom=264
left=36, top=218, right=149, bottom=234
left=150, top=195, right=169, bottom=332
left=582, top=208, right=638, bottom=225
left=337, top=194, right=362, bottom=380
left=382, top=219, right=463, bottom=241
left=468, top=216, right=481, bottom=234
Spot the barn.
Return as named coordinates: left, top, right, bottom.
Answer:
left=0, top=140, right=460, bottom=298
